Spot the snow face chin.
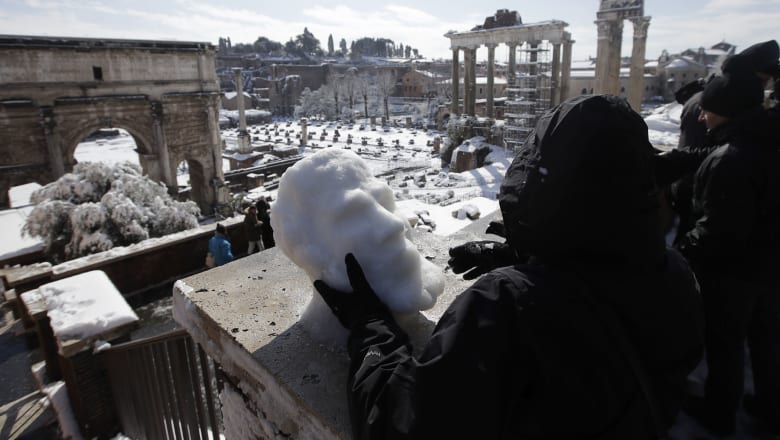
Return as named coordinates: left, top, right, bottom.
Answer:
left=271, top=149, right=445, bottom=344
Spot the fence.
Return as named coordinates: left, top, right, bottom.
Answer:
left=101, top=329, right=222, bottom=440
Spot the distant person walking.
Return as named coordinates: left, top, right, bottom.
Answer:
left=256, top=196, right=275, bottom=249
left=244, top=205, right=264, bottom=254
left=208, top=223, right=234, bottom=267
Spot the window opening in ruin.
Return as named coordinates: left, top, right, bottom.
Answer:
left=74, top=128, right=139, bottom=167
left=93, top=66, right=103, bottom=81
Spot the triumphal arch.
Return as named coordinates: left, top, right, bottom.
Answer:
left=0, top=35, right=224, bottom=212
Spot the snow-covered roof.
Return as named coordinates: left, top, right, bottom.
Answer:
left=571, top=59, right=596, bottom=70
left=665, top=57, right=704, bottom=69
left=223, top=91, right=253, bottom=100
left=8, top=182, right=42, bottom=207
left=28, top=270, right=138, bottom=341
left=0, top=207, right=44, bottom=261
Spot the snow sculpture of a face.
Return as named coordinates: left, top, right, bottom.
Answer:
left=272, top=148, right=444, bottom=345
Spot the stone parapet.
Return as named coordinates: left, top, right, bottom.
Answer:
left=172, top=216, right=498, bottom=438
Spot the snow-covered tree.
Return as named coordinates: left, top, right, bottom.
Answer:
left=375, top=70, right=397, bottom=120
left=23, top=162, right=200, bottom=261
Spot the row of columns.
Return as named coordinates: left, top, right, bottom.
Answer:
left=594, top=16, right=651, bottom=110
left=449, top=40, right=573, bottom=118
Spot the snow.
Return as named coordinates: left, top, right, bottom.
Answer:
left=8, top=182, right=42, bottom=207
left=73, top=129, right=139, bottom=166
left=33, top=270, right=138, bottom=341
left=271, top=148, right=445, bottom=344
left=0, top=207, right=45, bottom=261
left=644, top=102, right=683, bottom=150
left=43, top=381, right=83, bottom=440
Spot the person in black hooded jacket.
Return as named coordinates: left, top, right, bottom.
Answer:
left=678, top=72, right=780, bottom=436
left=314, top=95, right=704, bottom=440
left=661, top=40, right=779, bottom=245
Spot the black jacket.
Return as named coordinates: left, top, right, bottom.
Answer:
left=679, top=108, right=780, bottom=282
left=345, top=254, right=702, bottom=439
left=340, top=96, right=704, bottom=439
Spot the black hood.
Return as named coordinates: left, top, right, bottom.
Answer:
left=499, top=95, right=665, bottom=268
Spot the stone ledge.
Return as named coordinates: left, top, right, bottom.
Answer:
left=173, top=215, right=496, bottom=438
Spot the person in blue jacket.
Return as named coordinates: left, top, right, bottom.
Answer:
left=208, top=223, right=233, bottom=266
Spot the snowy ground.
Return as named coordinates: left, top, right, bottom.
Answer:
left=33, top=103, right=682, bottom=243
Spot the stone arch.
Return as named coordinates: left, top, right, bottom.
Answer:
left=181, top=158, right=208, bottom=213
left=62, top=119, right=154, bottom=170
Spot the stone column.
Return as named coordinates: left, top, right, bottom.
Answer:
left=507, top=43, right=517, bottom=85
left=486, top=44, right=496, bottom=118
left=628, top=16, right=651, bottom=111
left=233, top=67, right=251, bottom=153
left=150, top=100, right=175, bottom=189
left=451, top=48, right=460, bottom=114
left=468, top=47, right=478, bottom=116
left=550, top=43, right=562, bottom=105
left=560, top=39, right=573, bottom=102
left=594, top=19, right=623, bottom=95
left=463, top=47, right=473, bottom=116
left=39, top=107, right=65, bottom=178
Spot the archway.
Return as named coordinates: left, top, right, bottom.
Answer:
left=74, top=128, right=141, bottom=168
left=181, top=159, right=207, bottom=212
left=64, top=119, right=155, bottom=178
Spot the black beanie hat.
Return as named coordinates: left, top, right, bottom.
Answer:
left=216, top=223, right=226, bottom=234
left=723, top=40, right=779, bottom=75
left=699, top=73, right=764, bottom=118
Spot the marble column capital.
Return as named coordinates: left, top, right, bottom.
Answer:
left=629, top=16, right=651, bottom=39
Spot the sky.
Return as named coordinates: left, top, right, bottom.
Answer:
left=1, top=0, right=778, bottom=63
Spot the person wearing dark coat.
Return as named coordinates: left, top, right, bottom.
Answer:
left=314, top=95, right=704, bottom=440
left=255, top=197, right=275, bottom=249
left=244, top=205, right=263, bottom=254
left=678, top=72, right=780, bottom=436
left=665, top=40, right=779, bottom=245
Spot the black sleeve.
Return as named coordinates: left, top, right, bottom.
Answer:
left=654, top=146, right=713, bottom=188
left=679, top=151, right=757, bottom=270
left=345, top=270, right=532, bottom=439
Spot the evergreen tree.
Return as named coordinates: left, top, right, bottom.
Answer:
left=294, top=27, right=323, bottom=57
left=327, top=34, right=334, bottom=56
left=340, top=38, right=348, bottom=57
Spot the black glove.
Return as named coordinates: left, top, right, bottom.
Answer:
left=485, top=220, right=506, bottom=238
left=314, top=253, right=390, bottom=329
left=447, top=240, right=517, bottom=280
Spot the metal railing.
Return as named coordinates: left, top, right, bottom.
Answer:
left=101, top=329, right=222, bottom=440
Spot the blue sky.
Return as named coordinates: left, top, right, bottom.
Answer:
left=0, top=0, right=778, bottom=62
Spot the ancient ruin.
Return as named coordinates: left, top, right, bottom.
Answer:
left=0, top=35, right=226, bottom=212
left=444, top=9, right=573, bottom=150
left=593, top=0, right=651, bottom=110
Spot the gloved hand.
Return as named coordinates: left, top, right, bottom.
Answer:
left=314, top=253, right=390, bottom=329
left=485, top=220, right=506, bottom=238
left=447, top=240, right=517, bottom=280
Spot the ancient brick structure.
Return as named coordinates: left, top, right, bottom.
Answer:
left=0, top=35, right=225, bottom=212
